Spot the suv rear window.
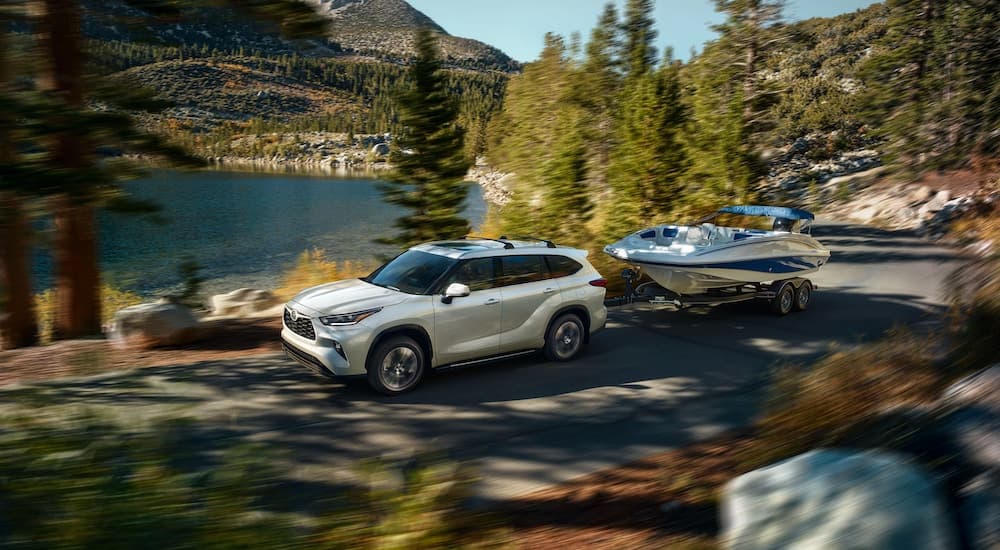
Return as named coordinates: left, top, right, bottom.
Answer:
left=498, top=255, right=548, bottom=286
left=545, top=255, right=582, bottom=278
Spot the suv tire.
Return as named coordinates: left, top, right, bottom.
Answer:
left=367, top=335, right=425, bottom=395
left=544, top=313, right=585, bottom=362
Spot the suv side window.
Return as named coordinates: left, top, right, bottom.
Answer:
left=442, top=258, right=496, bottom=291
left=545, top=255, right=583, bottom=278
left=498, top=255, right=548, bottom=287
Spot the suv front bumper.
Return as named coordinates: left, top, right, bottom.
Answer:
left=281, top=322, right=371, bottom=378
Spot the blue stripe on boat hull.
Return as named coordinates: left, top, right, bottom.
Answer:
left=631, top=255, right=825, bottom=274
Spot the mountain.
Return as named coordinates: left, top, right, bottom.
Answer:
left=83, top=0, right=517, bottom=72
left=75, top=1, right=511, bottom=159
left=306, top=0, right=514, bottom=69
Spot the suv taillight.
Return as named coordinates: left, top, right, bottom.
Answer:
left=589, top=278, right=608, bottom=287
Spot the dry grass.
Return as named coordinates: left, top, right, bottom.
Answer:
left=743, top=332, right=948, bottom=471
left=33, top=285, right=145, bottom=344
left=274, top=249, right=374, bottom=301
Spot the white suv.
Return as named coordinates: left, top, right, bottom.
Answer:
left=281, top=238, right=608, bottom=394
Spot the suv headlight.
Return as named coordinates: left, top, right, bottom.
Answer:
left=319, top=307, right=382, bottom=326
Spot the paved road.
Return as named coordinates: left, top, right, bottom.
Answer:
left=0, top=222, right=962, bottom=502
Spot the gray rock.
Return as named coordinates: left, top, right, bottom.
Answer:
left=959, top=473, right=1000, bottom=550
left=943, top=365, right=1000, bottom=414
left=110, top=301, right=201, bottom=348
left=825, top=166, right=887, bottom=190
left=210, top=288, right=280, bottom=318
left=912, top=185, right=933, bottom=202
left=370, top=142, right=390, bottom=156
left=945, top=406, right=1000, bottom=473
left=721, top=449, right=959, bottom=550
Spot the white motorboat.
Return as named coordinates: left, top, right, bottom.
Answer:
left=604, top=205, right=831, bottom=295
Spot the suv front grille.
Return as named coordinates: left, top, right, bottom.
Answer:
left=284, top=307, right=316, bottom=340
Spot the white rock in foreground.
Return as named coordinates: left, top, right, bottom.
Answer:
left=210, top=288, right=280, bottom=317
left=110, top=301, right=201, bottom=348
left=721, top=449, right=958, bottom=550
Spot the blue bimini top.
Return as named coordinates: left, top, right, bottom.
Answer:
left=718, top=205, right=816, bottom=221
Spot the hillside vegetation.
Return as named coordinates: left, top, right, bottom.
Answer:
left=488, top=0, right=998, bottom=255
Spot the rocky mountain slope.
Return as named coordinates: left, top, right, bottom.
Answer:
left=306, top=0, right=515, bottom=68
left=83, top=0, right=516, bottom=71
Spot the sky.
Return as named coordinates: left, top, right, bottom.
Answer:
left=406, top=0, right=881, bottom=63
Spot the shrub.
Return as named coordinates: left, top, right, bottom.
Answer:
left=275, top=248, right=374, bottom=301
left=0, top=412, right=297, bottom=549
left=34, top=285, right=145, bottom=344
left=947, top=206, right=1000, bottom=371
left=743, top=333, right=945, bottom=471
left=0, top=411, right=505, bottom=549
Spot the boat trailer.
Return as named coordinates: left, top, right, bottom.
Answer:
left=607, top=268, right=816, bottom=316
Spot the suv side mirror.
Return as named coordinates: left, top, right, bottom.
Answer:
left=441, top=283, right=471, bottom=304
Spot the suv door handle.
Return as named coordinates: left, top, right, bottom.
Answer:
left=543, top=287, right=557, bottom=294
left=484, top=298, right=500, bottom=305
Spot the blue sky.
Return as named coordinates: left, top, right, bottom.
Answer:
left=407, top=0, right=881, bottom=63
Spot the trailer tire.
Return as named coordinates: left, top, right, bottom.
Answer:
left=770, top=283, right=795, bottom=316
left=793, top=280, right=813, bottom=311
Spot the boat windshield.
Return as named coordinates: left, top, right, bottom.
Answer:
left=364, top=250, right=457, bottom=295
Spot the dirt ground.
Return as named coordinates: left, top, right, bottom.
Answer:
left=0, top=316, right=283, bottom=388
left=0, top=314, right=744, bottom=549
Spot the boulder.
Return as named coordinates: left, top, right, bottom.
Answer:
left=912, top=185, right=933, bottom=202
left=853, top=205, right=882, bottom=224
left=825, top=166, right=887, bottom=190
left=210, top=288, right=280, bottom=317
left=959, top=473, right=1000, bottom=550
left=370, top=142, right=390, bottom=156
left=942, top=365, right=1000, bottom=414
left=110, top=301, right=201, bottom=348
left=721, top=449, right=959, bottom=550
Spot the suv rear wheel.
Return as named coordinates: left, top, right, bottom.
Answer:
left=544, top=313, right=585, bottom=361
left=367, top=335, right=425, bottom=395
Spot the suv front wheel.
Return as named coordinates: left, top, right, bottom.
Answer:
left=367, top=335, right=425, bottom=395
left=544, top=313, right=585, bottom=362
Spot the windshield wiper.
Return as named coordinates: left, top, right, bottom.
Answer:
left=385, top=285, right=401, bottom=292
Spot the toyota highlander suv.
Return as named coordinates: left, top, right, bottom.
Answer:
left=281, top=238, right=608, bottom=395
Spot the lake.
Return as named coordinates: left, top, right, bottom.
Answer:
left=32, top=170, right=487, bottom=296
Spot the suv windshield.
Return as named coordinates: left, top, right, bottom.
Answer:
left=365, top=250, right=457, bottom=295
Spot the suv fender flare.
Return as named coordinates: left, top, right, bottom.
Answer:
left=545, top=305, right=592, bottom=344
left=365, top=324, right=434, bottom=371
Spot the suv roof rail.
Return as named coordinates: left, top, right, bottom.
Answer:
left=462, top=235, right=514, bottom=249
left=499, top=235, right=557, bottom=249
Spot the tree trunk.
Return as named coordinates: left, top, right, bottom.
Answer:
left=0, top=26, right=39, bottom=349
left=0, top=197, right=39, bottom=349
left=37, top=0, right=102, bottom=338
left=52, top=196, right=100, bottom=338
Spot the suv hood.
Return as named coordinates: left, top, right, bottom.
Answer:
left=289, top=279, right=408, bottom=316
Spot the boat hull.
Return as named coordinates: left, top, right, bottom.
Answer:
left=606, top=231, right=831, bottom=295
left=634, top=255, right=826, bottom=295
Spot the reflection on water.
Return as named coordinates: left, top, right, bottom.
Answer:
left=32, top=170, right=487, bottom=296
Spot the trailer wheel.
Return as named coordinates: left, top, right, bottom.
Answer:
left=793, top=280, right=813, bottom=311
left=770, top=283, right=795, bottom=316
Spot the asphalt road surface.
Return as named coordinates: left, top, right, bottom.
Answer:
left=1, top=222, right=963, bottom=502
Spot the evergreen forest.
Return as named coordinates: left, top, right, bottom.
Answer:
left=488, top=0, right=999, bottom=250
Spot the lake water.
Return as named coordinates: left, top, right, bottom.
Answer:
left=32, top=171, right=487, bottom=296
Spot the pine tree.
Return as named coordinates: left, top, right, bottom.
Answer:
left=863, top=0, right=1000, bottom=169
left=3, top=0, right=329, bottom=342
left=604, top=50, right=690, bottom=238
left=491, top=34, right=573, bottom=237
left=621, top=0, right=657, bottom=80
left=683, top=0, right=784, bottom=205
left=577, top=3, right=622, bottom=196
left=382, top=28, right=471, bottom=248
